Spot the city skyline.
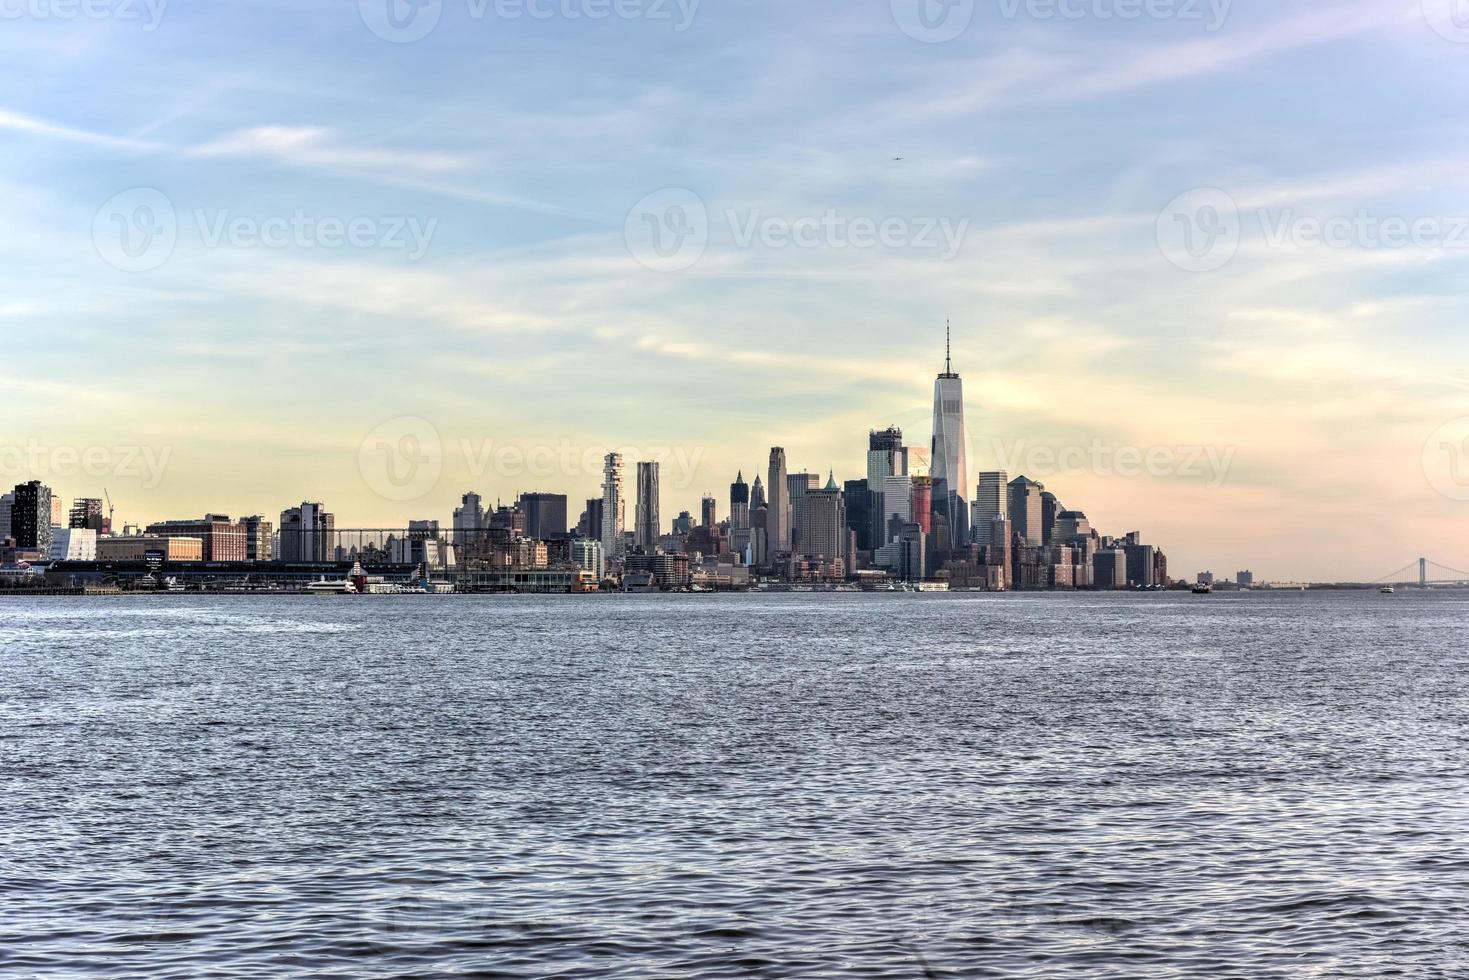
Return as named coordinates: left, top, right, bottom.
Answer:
left=5, top=2, right=1469, bottom=581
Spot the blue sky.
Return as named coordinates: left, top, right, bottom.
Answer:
left=5, top=0, right=1469, bottom=580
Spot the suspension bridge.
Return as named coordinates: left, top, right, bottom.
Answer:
left=1372, top=558, right=1469, bottom=588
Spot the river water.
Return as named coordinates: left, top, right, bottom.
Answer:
left=2, top=591, right=1466, bottom=978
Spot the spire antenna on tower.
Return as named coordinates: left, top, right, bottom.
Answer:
left=945, top=318, right=952, bottom=375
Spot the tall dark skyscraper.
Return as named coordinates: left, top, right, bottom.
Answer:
left=931, top=322, right=969, bottom=550
left=580, top=498, right=604, bottom=539
left=635, top=461, right=660, bottom=551
left=520, top=493, right=568, bottom=540
left=701, top=495, right=717, bottom=528
left=11, top=480, right=53, bottom=553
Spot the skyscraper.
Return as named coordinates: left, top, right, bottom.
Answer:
left=10, top=481, right=53, bottom=554
left=867, top=427, right=908, bottom=550
left=767, top=448, right=790, bottom=554
left=973, top=471, right=1009, bottom=546
left=635, top=461, right=660, bottom=551
left=453, top=492, right=486, bottom=546
left=701, top=495, right=716, bottom=528
left=797, top=472, right=846, bottom=563
left=1007, top=476, right=1044, bottom=547
left=729, top=471, right=751, bottom=556
left=930, top=322, right=969, bottom=550
left=751, top=473, right=766, bottom=511
left=520, top=493, right=568, bottom=540
left=602, top=453, right=625, bottom=559
left=278, top=502, right=334, bottom=562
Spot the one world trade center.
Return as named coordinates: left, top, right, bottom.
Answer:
left=930, top=321, right=969, bottom=555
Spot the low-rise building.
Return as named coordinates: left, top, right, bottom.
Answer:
left=98, top=535, right=204, bottom=562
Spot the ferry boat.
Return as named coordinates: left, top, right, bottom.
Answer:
left=1379, top=585, right=1395, bottom=595
left=304, top=577, right=356, bottom=595
left=1192, top=582, right=1213, bottom=594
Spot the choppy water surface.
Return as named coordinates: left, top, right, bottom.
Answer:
left=2, top=591, right=1468, bottom=978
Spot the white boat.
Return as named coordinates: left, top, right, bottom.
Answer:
left=304, top=578, right=356, bottom=594
left=1379, top=585, right=1395, bottom=595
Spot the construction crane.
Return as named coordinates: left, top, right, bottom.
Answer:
left=103, top=488, right=115, bottom=535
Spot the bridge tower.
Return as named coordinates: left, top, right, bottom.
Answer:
left=1420, top=557, right=1428, bottom=589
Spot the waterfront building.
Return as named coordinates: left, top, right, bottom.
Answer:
left=146, top=515, right=248, bottom=562
left=569, top=538, right=605, bottom=581
left=0, top=491, right=11, bottom=542
left=635, top=461, right=660, bottom=551
left=1237, top=570, right=1255, bottom=587
left=97, top=535, right=204, bottom=562
left=601, top=453, right=625, bottom=559
left=1007, top=476, right=1045, bottom=547
left=767, top=448, right=790, bottom=554
left=930, top=324, right=970, bottom=550
left=453, top=492, right=486, bottom=546
left=278, top=503, right=334, bottom=563
left=1198, top=570, right=1215, bottom=586
left=240, top=515, right=273, bottom=561
left=10, top=481, right=54, bottom=555
left=1124, top=542, right=1157, bottom=588
left=50, top=527, right=98, bottom=561
left=624, top=551, right=691, bottom=590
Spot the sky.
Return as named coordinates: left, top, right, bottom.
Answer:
left=5, top=0, right=1469, bottom=582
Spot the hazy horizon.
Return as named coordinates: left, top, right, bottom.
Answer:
left=6, top=0, right=1469, bottom=581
